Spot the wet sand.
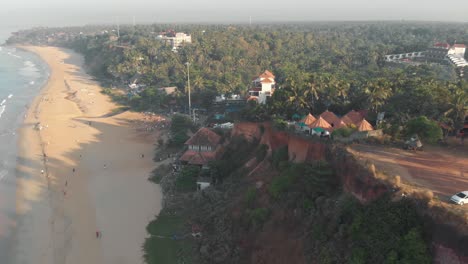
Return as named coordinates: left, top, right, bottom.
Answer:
left=14, top=46, right=162, bottom=264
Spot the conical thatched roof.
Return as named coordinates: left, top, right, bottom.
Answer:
left=301, top=113, right=316, bottom=126
left=357, top=119, right=374, bottom=131
left=341, top=115, right=355, bottom=125
left=309, top=116, right=332, bottom=129
left=320, top=111, right=340, bottom=127
left=344, top=110, right=363, bottom=124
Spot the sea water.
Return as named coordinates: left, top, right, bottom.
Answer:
left=0, top=31, right=49, bottom=262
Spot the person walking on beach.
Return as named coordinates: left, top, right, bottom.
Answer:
left=41, top=169, right=44, bottom=174
left=96, top=230, right=101, bottom=238
left=72, top=168, right=75, bottom=173
left=104, top=164, right=107, bottom=169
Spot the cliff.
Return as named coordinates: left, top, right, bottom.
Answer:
left=231, top=122, right=468, bottom=263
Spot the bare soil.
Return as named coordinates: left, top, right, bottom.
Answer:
left=350, top=140, right=468, bottom=205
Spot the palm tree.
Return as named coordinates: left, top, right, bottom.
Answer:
left=365, top=78, right=392, bottom=113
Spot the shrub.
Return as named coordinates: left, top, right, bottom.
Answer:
left=332, top=126, right=357, bottom=138
left=175, top=166, right=200, bottom=192
left=404, top=116, right=442, bottom=144
left=272, top=118, right=288, bottom=131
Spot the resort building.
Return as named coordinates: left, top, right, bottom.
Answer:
left=180, top=127, right=223, bottom=167
left=247, top=70, right=276, bottom=104
left=385, top=42, right=468, bottom=77
left=156, top=30, right=192, bottom=51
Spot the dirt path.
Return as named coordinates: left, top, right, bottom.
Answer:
left=351, top=143, right=468, bottom=201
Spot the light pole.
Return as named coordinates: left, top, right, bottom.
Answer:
left=185, top=62, right=191, bottom=118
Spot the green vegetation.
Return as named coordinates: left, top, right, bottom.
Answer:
left=143, top=209, right=192, bottom=264
left=169, top=114, right=193, bottom=147
left=341, top=197, right=431, bottom=264
left=331, top=125, right=357, bottom=138
left=210, top=136, right=258, bottom=182
left=248, top=207, right=270, bottom=228
left=272, top=118, right=288, bottom=131
left=176, top=166, right=200, bottom=192
left=270, top=145, right=289, bottom=169
left=9, top=23, right=468, bottom=130
left=405, top=116, right=443, bottom=143
left=245, top=187, right=257, bottom=207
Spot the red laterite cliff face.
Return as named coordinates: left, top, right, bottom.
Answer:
left=232, top=122, right=387, bottom=202
left=231, top=122, right=468, bottom=263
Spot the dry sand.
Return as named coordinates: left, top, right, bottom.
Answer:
left=15, top=46, right=162, bottom=264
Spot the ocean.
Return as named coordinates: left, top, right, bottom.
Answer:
left=0, top=30, right=50, bottom=262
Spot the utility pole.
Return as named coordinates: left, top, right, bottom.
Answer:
left=249, top=16, right=252, bottom=26
left=116, top=17, right=120, bottom=38
left=186, top=62, right=191, bottom=119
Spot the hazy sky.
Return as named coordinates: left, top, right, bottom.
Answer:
left=0, top=0, right=467, bottom=28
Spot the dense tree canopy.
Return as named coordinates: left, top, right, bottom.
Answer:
left=7, top=22, right=468, bottom=128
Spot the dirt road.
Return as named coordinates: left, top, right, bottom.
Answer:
left=351, top=143, right=468, bottom=202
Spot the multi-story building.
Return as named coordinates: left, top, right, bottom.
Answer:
left=156, top=30, right=192, bottom=51
left=385, top=42, right=467, bottom=77
left=247, top=70, right=276, bottom=104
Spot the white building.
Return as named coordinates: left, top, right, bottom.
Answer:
left=156, top=30, right=192, bottom=51
left=247, top=70, right=276, bottom=104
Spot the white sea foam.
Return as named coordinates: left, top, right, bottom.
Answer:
left=7, top=94, right=12, bottom=99
left=6, top=51, right=21, bottom=59
left=0, top=105, right=6, bottom=118
left=0, top=99, right=5, bottom=106
left=29, top=81, right=35, bottom=85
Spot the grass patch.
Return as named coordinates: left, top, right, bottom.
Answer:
left=143, top=209, right=192, bottom=264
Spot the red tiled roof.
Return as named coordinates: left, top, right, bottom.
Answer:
left=260, top=78, right=274, bottom=84
left=434, top=42, right=450, bottom=48
left=250, top=87, right=262, bottom=91
left=259, top=70, right=275, bottom=79
left=184, top=128, right=221, bottom=147
left=335, top=120, right=347, bottom=128
left=341, top=115, right=354, bottom=125
left=453, top=44, right=466, bottom=48
left=343, top=110, right=363, bottom=124
left=179, top=150, right=218, bottom=165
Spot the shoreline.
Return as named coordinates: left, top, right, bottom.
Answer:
left=14, top=46, right=162, bottom=264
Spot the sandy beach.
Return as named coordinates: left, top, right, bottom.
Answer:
left=14, top=46, right=162, bottom=264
